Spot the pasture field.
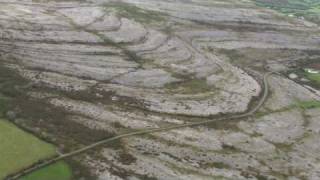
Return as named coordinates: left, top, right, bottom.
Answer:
left=0, top=119, right=56, bottom=179
left=19, top=162, right=72, bottom=180
left=0, top=119, right=72, bottom=180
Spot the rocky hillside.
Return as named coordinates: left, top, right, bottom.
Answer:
left=1, top=0, right=320, bottom=179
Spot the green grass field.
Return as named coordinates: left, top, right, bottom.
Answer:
left=20, top=162, right=72, bottom=180
left=0, top=119, right=72, bottom=180
left=0, top=119, right=56, bottom=179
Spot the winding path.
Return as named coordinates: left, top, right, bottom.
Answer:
left=7, top=71, right=276, bottom=180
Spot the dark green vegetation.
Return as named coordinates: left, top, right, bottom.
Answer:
left=304, top=71, right=320, bottom=84
left=0, top=94, right=9, bottom=118
left=19, top=162, right=72, bottom=180
left=255, top=0, right=320, bottom=24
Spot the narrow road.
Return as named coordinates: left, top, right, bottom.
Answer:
left=7, top=71, right=276, bottom=180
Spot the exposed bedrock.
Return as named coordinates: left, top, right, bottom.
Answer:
left=0, top=1, right=262, bottom=117
left=1, top=0, right=320, bottom=179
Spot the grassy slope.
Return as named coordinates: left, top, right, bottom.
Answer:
left=0, top=119, right=56, bottom=179
left=20, top=162, right=72, bottom=180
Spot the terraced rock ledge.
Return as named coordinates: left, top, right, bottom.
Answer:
left=0, top=0, right=320, bottom=180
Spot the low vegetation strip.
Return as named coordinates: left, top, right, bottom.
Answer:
left=0, top=119, right=56, bottom=179
left=296, top=100, right=320, bottom=109
left=305, top=72, right=320, bottom=84
left=255, top=0, right=320, bottom=24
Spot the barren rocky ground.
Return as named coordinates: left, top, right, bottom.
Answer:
left=0, top=0, right=320, bottom=180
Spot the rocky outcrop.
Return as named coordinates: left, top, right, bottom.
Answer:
left=1, top=0, right=320, bottom=179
